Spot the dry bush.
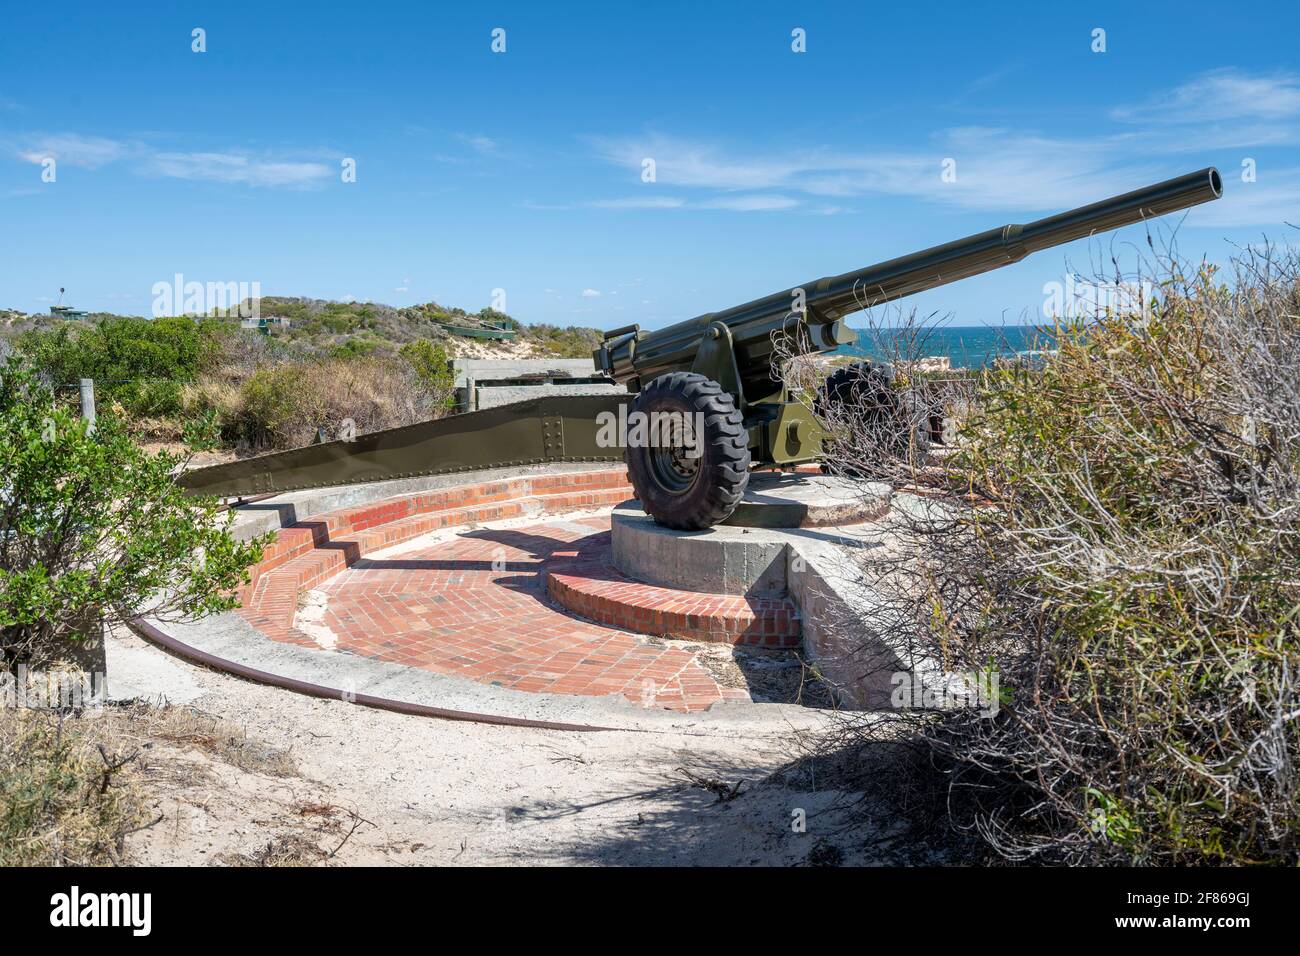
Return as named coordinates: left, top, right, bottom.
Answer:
left=0, top=701, right=303, bottom=866
left=0, top=708, right=150, bottom=866
left=189, top=353, right=453, bottom=451
left=794, top=240, right=1300, bottom=864
left=218, top=832, right=330, bottom=867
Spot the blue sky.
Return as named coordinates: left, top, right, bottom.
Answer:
left=3, top=0, right=1298, bottom=332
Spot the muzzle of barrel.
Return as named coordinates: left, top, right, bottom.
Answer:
left=1019, top=167, right=1221, bottom=252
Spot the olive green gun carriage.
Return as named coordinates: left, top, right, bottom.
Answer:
left=179, top=168, right=1223, bottom=529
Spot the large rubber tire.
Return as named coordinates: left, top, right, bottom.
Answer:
left=814, top=361, right=929, bottom=471
left=625, top=372, right=751, bottom=530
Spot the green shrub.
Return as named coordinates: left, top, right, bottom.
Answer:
left=328, top=338, right=382, bottom=360
left=117, top=378, right=185, bottom=417
left=18, top=315, right=222, bottom=417
left=0, top=357, right=267, bottom=669
left=399, top=339, right=456, bottom=409
left=236, top=364, right=306, bottom=448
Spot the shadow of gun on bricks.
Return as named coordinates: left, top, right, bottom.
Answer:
left=464, top=525, right=596, bottom=559
left=346, top=558, right=538, bottom=574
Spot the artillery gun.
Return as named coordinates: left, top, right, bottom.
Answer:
left=179, top=167, right=1222, bottom=528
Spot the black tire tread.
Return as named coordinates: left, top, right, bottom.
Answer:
left=626, top=371, right=750, bottom=529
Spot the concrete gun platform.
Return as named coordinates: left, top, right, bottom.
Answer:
left=723, top=472, right=891, bottom=529
left=611, top=473, right=890, bottom=595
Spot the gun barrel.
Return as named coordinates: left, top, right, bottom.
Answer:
left=602, top=167, right=1221, bottom=387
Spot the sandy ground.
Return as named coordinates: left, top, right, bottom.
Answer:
left=109, top=626, right=904, bottom=866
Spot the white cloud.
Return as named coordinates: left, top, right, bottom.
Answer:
left=8, top=132, right=334, bottom=188
left=1112, top=68, right=1300, bottom=124
left=581, top=288, right=602, bottom=298
left=455, top=133, right=498, bottom=154
left=700, top=194, right=799, bottom=211
left=589, top=132, right=811, bottom=191
left=535, top=193, right=802, bottom=213
left=590, top=196, right=686, bottom=209
left=582, top=129, right=1291, bottom=226
left=575, top=70, right=1300, bottom=226
left=16, top=133, right=128, bottom=168
left=144, top=152, right=332, bottom=188
left=587, top=128, right=1129, bottom=213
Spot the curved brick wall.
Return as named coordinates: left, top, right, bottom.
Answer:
left=226, top=469, right=813, bottom=712
left=238, top=469, right=634, bottom=633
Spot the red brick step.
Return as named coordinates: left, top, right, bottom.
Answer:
left=545, top=533, right=800, bottom=647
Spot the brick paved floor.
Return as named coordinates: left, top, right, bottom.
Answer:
left=241, top=514, right=755, bottom=712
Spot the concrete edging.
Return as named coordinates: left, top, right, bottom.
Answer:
left=129, top=617, right=621, bottom=733
left=129, top=607, right=839, bottom=735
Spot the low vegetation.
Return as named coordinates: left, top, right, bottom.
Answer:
left=196, top=352, right=451, bottom=450
left=517, top=323, right=602, bottom=358
left=0, top=708, right=150, bottom=866
left=3, top=297, right=603, bottom=454
left=17, top=315, right=225, bottom=418
left=819, top=247, right=1300, bottom=864
left=0, top=702, right=299, bottom=866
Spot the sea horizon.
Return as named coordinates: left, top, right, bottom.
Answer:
left=839, top=322, right=1060, bottom=369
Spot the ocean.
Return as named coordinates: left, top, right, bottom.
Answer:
left=839, top=324, right=1055, bottom=370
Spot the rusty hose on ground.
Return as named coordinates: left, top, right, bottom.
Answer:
left=128, top=617, right=621, bottom=733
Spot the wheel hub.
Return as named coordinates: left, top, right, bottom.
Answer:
left=649, top=441, right=699, bottom=494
